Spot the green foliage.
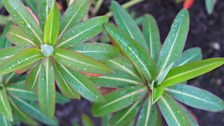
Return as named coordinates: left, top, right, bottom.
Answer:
left=91, top=1, right=224, bottom=126
left=205, top=0, right=217, bottom=15
left=0, top=73, right=57, bottom=125
left=0, top=0, right=114, bottom=120
left=0, top=0, right=223, bottom=125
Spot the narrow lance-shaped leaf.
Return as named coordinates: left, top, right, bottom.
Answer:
left=56, top=63, right=103, bottom=102
left=157, top=9, right=189, bottom=72
left=143, top=14, right=161, bottom=61
left=24, top=0, right=37, bottom=14
left=175, top=47, right=202, bottom=67
left=6, top=25, right=36, bottom=46
left=59, top=0, right=89, bottom=37
left=0, top=48, right=44, bottom=75
left=7, top=86, right=37, bottom=101
left=110, top=1, right=148, bottom=49
left=110, top=100, right=141, bottom=126
left=161, top=58, right=224, bottom=87
left=37, top=0, right=54, bottom=30
left=0, top=114, right=11, bottom=126
left=0, top=21, right=12, bottom=49
left=81, top=114, right=94, bottom=126
left=181, top=105, right=199, bottom=126
left=55, top=92, right=70, bottom=104
left=0, top=87, right=13, bottom=121
left=54, top=48, right=111, bottom=74
left=91, top=71, right=144, bottom=88
left=57, top=16, right=108, bottom=48
left=26, top=63, right=42, bottom=90
left=165, top=84, right=224, bottom=112
left=11, top=96, right=57, bottom=125
left=158, top=93, right=190, bottom=126
left=205, top=0, right=216, bottom=15
left=0, top=46, right=28, bottom=64
left=54, top=63, right=80, bottom=99
left=72, top=43, right=119, bottom=61
left=44, top=2, right=60, bottom=45
left=106, top=56, right=140, bottom=79
left=137, top=96, right=160, bottom=126
left=152, top=85, right=164, bottom=104
left=3, top=0, right=43, bottom=45
left=92, top=86, right=146, bottom=116
left=105, top=24, right=156, bottom=81
left=38, top=59, right=55, bottom=118
left=10, top=99, right=38, bottom=126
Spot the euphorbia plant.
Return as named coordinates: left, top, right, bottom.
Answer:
left=92, top=1, right=224, bottom=126
left=0, top=72, right=58, bottom=125
left=0, top=0, right=119, bottom=118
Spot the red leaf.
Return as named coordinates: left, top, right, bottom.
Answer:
left=183, top=0, right=195, bottom=10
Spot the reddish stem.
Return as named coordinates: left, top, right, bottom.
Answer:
left=81, top=71, right=103, bottom=77
left=26, top=7, right=40, bottom=25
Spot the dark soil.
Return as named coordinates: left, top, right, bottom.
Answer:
left=56, top=0, right=224, bottom=126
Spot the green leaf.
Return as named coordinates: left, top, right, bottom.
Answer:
left=91, top=70, right=144, bottom=88
left=165, top=84, right=224, bottom=112
left=181, top=106, right=199, bottom=126
left=38, top=59, right=55, bottom=118
left=0, top=114, right=11, bottom=126
left=24, top=0, right=37, bottom=14
left=110, top=1, right=147, bottom=49
left=0, top=46, right=28, bottom=64
left=0, top=21, right=12, bottom=49
left=6, top=25, right=36, bottom=46
left=54, top=63, right=80, bottom=99
left=110, top=100, right=141, bottom=126
left=161, top=58, right=224, bottom=87
left=55, top=92, right=70, bottom=104
left=72, top=43, right=119, bottom=61
left=0, top=48, right=44, bottom=75
left=137, top=96, right=160, bottom=126
left=57, top=16, right=108, bottom=48
left=10, top=99, right=38, bottom=126
left=92, top=86, right=146, bottom=116
left=44, top=2, right=60, bottom=45
left=37, top=0, right=54, bottom=30
left=81, top=114, right=94, bottom=126
left=152, top=85, right=164, bottom=104
left=26, top=63, right=42, bottom=90
left=56, top=63, right=102, bottom=102
left=143, top=14, right=161, bottom=61
left=54, top=48, right=111, bottom=74
left=102, top=115, right=111, bottom=126
left=3, top=0, right=43, bottom=45
left=205, top=0, right=216, bottom=15
left=157, top=9, right=189, bottom=72
left=11, top=96, right=57, bottom=125
left=7, top=86, right=37, bottom=101
left=59, top=0, right=89, bottom=37
left=105, top=24, right=156, bottom=81
left=175, top=47, right=202, bottom=66
left=158, top=93, right=190, bottom=126
left=156, top=62, right=174, bottom=85
left=106, top=56, right=140, bottom=79
left=0, top=87, right=13, bottom=121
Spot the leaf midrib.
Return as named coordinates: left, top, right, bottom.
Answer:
left=97, top=88, right=145, bottom=112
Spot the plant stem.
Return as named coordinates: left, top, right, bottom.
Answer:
left=105, top=0, right=144, bottom=17
left=93, top=0, right=103, bottom=15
